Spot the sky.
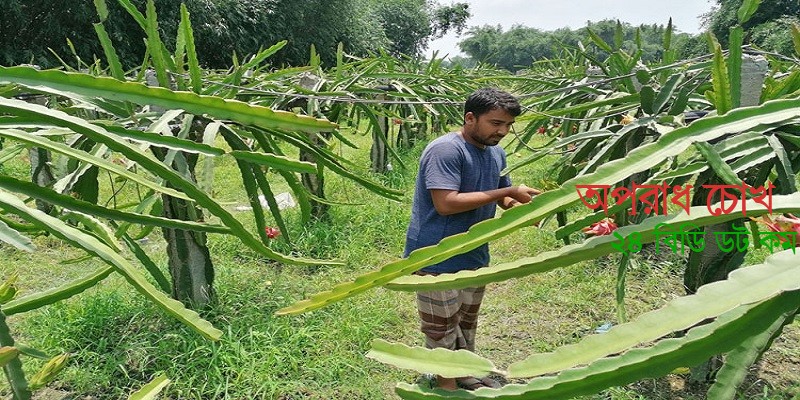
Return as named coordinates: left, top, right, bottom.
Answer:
left=426, top=0, right=716, bottom=58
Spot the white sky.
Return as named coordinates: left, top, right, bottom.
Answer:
left=427, top=0, right=716, bottom=58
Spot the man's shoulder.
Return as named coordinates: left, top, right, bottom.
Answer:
left=423, top=133, right=464, bottom=156
left=427, top=132, right=460, bottom=146
left=426, top=132, right=464, bottom=150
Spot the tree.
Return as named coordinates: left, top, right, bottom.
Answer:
left=1, top=0, right=469, bottom=69
left=703, top=0, right=800, bottom=53
left=371, top=0, right=470, bottom=57
left=748, top=16, right=800, bottom=56
left=458, top=20, right=693, bottom=72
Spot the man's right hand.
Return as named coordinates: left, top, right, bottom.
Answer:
left=509, top=184, right=541, bottom=204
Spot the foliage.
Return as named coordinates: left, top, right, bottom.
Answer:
left=392, top=253, right=800, bottom=399
left=367, top=0, right=469, bottom=57
left=4, top=142, right=419, bottom=397
left=281, top=1, right=800, bottom=396
left=2, top=0, right=799, bottom=398
left=749, top=16, right=800, bottom=56
left=458, top=19, right=696, bottom=72
left=703, top=0, right=800, bottom=55
left=0, top=0, right=470, bottom=69
left=0, top=0, right=505, bottom=394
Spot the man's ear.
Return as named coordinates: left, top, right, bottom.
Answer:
left=464, top=111, right=476, bottom=125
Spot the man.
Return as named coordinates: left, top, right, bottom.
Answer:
left=404, top=88, right=540, bottom=390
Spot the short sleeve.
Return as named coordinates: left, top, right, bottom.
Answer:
left=498, top=150, right=511, bottom=188
left=499, top=174, right=511, bottom=188
left=423, top=142, right=462, bottom=191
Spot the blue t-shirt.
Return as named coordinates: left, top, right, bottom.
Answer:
left=404, top=132, right=511, bottom=273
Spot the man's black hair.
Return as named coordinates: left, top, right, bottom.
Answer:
left=464, top=87, right=521, bottom=118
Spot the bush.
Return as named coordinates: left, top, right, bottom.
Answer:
left=0, top=0, right=393, bottom=70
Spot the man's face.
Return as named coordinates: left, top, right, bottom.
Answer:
left=463, top=108, right=516, bottom=148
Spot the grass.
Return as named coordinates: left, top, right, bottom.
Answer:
left=1, top=130, right=798, bottom=399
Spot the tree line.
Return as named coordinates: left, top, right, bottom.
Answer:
left=0, top=0, right=469, bottom=69
left=1, top=0, right=796, bottom=73
left=454, top=0, right=800, bottom=72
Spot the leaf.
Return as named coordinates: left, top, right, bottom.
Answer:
left=230, top=151, right=317, bottom=174
left=792, top=22, right=800, bottom=58
left=0, top=125, right=190, bottom=200
left=367, top=339, right=499, bottom=378
left=128, top=374, right=170, bottom=400
left=145, top=0, right=170, bottom=88
left=96, top=122, right=225, bottom=156
left=0, top=190, right=222, bottom=340
left=667, top=86, right=691, bottom=115
left=639, top=86, right=655, bottom=115
left=634, top=28, right=643, bottom=51
left=148, top=108, right=184, bottom=135
left=514, top=94, right=639, bottom=125
left=765, top=70, right=800, bottom=100
left=264, top=128, right=403, bottom=202
left=634, top=69, right=650, bottom=85
left=708, top=32, right=732, bottom=114
left=587, top=27, right=614, bottom=53
left=15, top=343, right=50, bottom=359
left=0, top=175, right=229, bottom=234
left=693, top=142, right=741, bottom=185
left=653, top=73, right=683, bottom=114
left=0, top=66, right=337, bottom=133
left=663, top=18, right=673, bottom=51
left=121, top=234, right=171, bottom=294
left=93, top=0, right=109, bottom=21
left=766, top=134, right=797, bottom=193
left=509, top=130, right=613, bottom=175
left=394, top=289, right=800, bottom=399
left=728, top=145, right=774, bottom=173
left=179, top=4, right=201, bottom=93
left=0, top=347, right=20, bottom=368
left=0, top=98, right=332, bottom=266
left=60, top=211, right=122, bottom=252
left=116, top=0, right=146, bottom=29
left=197, top=121, right=219, bottom=194
left=614, top=20, right=624, bottom=50
left=706, top=308, right=796, bottom=399
left=276, top=99, right=800, bottom=315
left=578, top=121, right=643, bottom=176
left=220, top=128, right=292, bottom=245
left=737, top=0, right=762, bottom=24
left=0, top=219, right=35, bottom=252
left=506, top=253, right=800, bottom=378
left=93, top=23, right=125, bottom=80
left=387, top=193, right=800, bottom=292
left=225, top=41, right=287, bottom=87
left=173, top=12, right=187, bottom=86
left=728, top=26, right=744, bottom=109
left=249, top=129, right=313, bottom=225
left=354, top=103, right=406, bottom=169
left=0, top=143, right=25, bottom=165
left=2, top=266, right=115, bottom=316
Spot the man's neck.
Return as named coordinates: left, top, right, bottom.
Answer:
left=457, top=129, right=485, bottom=150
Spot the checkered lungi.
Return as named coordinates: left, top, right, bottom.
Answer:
left=416, top=283, right=486, bottom=352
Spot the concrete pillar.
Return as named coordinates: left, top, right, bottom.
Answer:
left=739, top=54, right=768, bottom=107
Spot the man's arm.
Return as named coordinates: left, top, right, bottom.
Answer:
left=498, top=196, right=521, bottom=210
left=431, top=185, right=539, bottom=216
left=498, top=185, right=541, bottom=209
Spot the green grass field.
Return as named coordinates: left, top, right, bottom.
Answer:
left=1, top=131, right=798, bottom=399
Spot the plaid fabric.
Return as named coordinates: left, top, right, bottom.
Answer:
left=416, top=285, right=486, bottom=351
